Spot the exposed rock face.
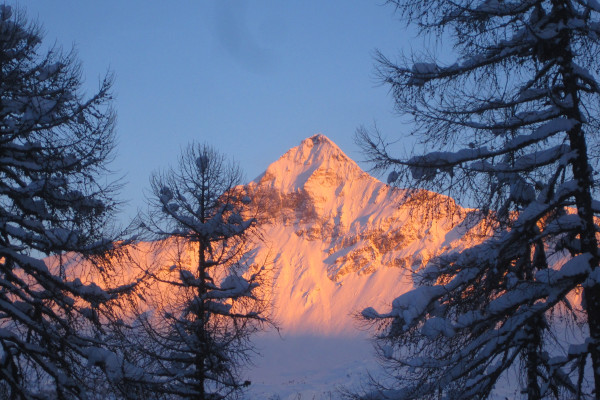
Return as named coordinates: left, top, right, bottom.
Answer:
left=243, top=134, right=483, bottom=336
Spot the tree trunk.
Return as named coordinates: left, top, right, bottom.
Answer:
left=525, top=318, right=542, bottom=400
left=562, top=52, right=600, bottom=400
left=585, top=288, right=600, bottom=400
left=523, top=245, right=542, bottom=400
left=196, top=241, right=207, bottom=400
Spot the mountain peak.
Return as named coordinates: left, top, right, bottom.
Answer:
left=291, top=133, right=352, bottom=166
left=255, top=134, right=365, bottom=193
left=303, top=133, right=337, bottom=148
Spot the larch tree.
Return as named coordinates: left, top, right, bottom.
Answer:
left=0, top=5, right=133, bottom=399
left=358, top=0, right=600, bottom=399
left=136, top=143, right=269, bottom=399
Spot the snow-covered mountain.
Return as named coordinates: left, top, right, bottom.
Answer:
left=60, top=133, right=481, bottom=336
left=59, top=134, right=487, bottom=398
left=243, top=134, right=482, bottom=336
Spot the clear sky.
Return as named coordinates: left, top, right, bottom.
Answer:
left=10, top=1, right=419, bottom=221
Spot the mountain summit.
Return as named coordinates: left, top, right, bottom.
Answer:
left=255, top=133, right=367, bottom=193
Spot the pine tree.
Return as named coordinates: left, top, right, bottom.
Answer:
left=136, top=143, right=269, bottom=399
left=0, top=5, right=130, bottom=399
left=359, top=0, right=600, bottom=398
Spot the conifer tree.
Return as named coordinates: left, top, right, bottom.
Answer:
left=359, top=0, right=600, bottom=398
left=137, top=143, right=268, bottom=399
left=0, top=5, right=129, bottom=399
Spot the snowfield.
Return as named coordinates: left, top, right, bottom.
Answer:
left=246, top=334, right=380, bottom=399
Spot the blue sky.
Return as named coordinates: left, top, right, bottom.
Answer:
left=12, top=1, right=419, bottom=220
